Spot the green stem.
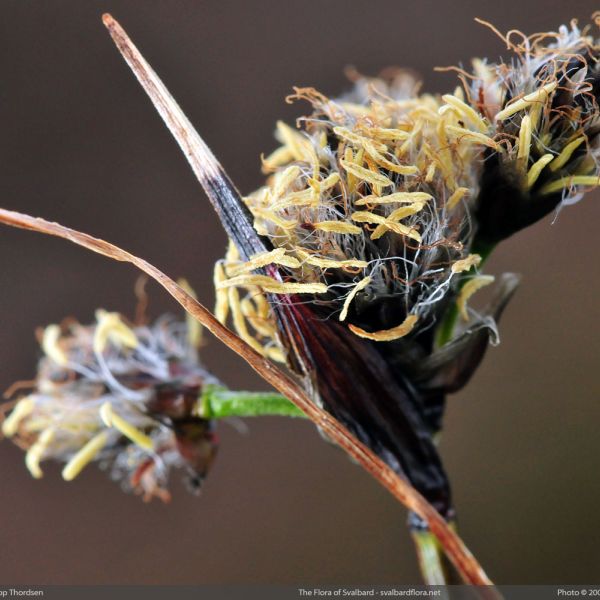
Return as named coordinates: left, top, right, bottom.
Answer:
left=200, top=386, right=306, bottom=419
left=435, top=240, right=497, bottom=348
left=412, top=529, right=448, bottom=585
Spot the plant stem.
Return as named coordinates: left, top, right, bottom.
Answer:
left=201, top=386, right=306, bottom=419
left=412, top=529, right=448, bottom=585
left=435, top=240, right=496, bottom=348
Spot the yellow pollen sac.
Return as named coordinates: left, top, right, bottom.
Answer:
left=276, top=121, right=310, bottom=161
left=217, top=274, right=328, bottom=295
left=364, top=144, right=419, bottom=176
left=270, top=189, right=316, bottom=210
left=351, top=211, right=386, bottom=225
left=272, top=165, right=301, bottom=199
left=94, top=310, right=138, bottom=354
left=339, top=276, right=371, bottom=322
left=340, top=159, right=394, bottom=188
left=425, top=162, right=437, bottom=182
left=100, top=402, right=154, bottom=451
left=441, top=94, right=488, bottom=133
left=228, top=287, right=266, bottom=356
left=355, top=192, right=433, bottom=205
left=177, top=278, right=203, bottom=348
left=2, top=396, right=35, bottom=437
left=62, top=430, right=110, bottom=481
left=386, top=203, right=426, bottom=222
left=549, top=137, right=586, bottom=172
left=42, top=324, right=68, bottom=366
left=451, top=254, right=482, bottom=274
left=457, top=275, right=495, bottom=321
left=353, top=211, right=421, bottom=243
left=495, top=81, right=558, bottom=121
left=447, top=187, right=470, bottom=210
left=308, top=172, right=340, bottom=193
left=25, top=427, right=56, bottom=479
left=261, top=146, right=294, bottom=172
left=213, top=262, right=230, bottom=325
left=527, top=154, right=554, bottom=189
left=540, top=174, right=600, bottom=195
left=348, top=314, right=418, bottom=342
left=295, top=249, right=368, bottom=270
left=517, top=114, right=532, bottom=167
left=252, top=207, right=297, bottom=230
left=240, top=298, right=277, bottom=338
left=311, top=221, right=362, bottom=235
left=445, top=125, right=499, bottom=149
left=359, top=126, right=410, bottom=141
left=333, top=126, right=387, bottom=153
left=230, top=248, right=301, bottom=275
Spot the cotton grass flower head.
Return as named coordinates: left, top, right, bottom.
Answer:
left=1, top=307, right=219, bottom=502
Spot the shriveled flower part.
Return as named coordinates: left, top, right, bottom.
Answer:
left=1, top=310, right=219, bottom=502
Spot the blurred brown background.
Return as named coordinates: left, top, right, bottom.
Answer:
left=0, top=0, right=598, bottom=585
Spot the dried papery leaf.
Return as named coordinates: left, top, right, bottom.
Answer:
left=0, top=206, right=492, bottom=587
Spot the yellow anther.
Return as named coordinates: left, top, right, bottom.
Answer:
left=355, top=192, right=432, bottom=206
left=351, top=211, right=386, bottom=225
left=62, top=430, right=110, bottom=481
left=447, top=187, right=470, bottom=211
left=457, top=275, right=495, bottom=321
left=177, top=278, right=203, bottom=348
left=451, top=254, right=481, bottom=274
left=240, top=298, right=277, bottom=338
left=348, top=314, right=418, bottom=342
left=252, top=207, right=297, bottom=230
left=340, top=159, right=393, bottom=188
left=308, top=172, right=340, bottom=193
left=441, top=94, right=488, bottom=133
left=540, top=174, right=600, bottom=195
left=339, top=276, right=371, bottom=322
left=100, top=402, right=153, bottom=451
left=227, top=287, right=266, bottom=355
left=527, top=154, right=554, bottom=189
left=230, top=248, right=301, bottom=275
left=358, top=126, right=410, bottom=141
left=276, top=121, right=310, bottom=161
left=311, top=221, right=362, bottom=235
left=495, top=81, right=558, bottom=121
left=216, top=274, right=328, bottom=295
left=352, top=211, right=421, bottom=243
left=94, top=310, right=138, bottom=354
left=363, top=143, right=419, bottom=176
left=42, top=324, right=68, bottom=366
left=265, top=346, right=286, bottom=363
left=549, top=137, right=585, bottom=172
left=333, top=126, right=387, bottom=153
left=213, top=262, right=230, bottom=325
left=2, top=396, right=35, bottom=437
left=425, top=162, right=437, bottom=182
left=386, top=202, right=426, bottom=221
left=517, top=115, right=532, bottom=166
left=270, top=189, right=317, bottom=210
left=295, top=249, right=368, bottom=270
left=272, top=166, right=301, bottom=199
left=446, top=125, right=499, bottom=149
left=25, top=427, right=55, bottom=479
left=261, top=145, right=294, bottom=172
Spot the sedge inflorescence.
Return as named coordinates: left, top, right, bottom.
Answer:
left=1, top=308, right=218, bottom=502
left=215, top=19, right=600, bottom=362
